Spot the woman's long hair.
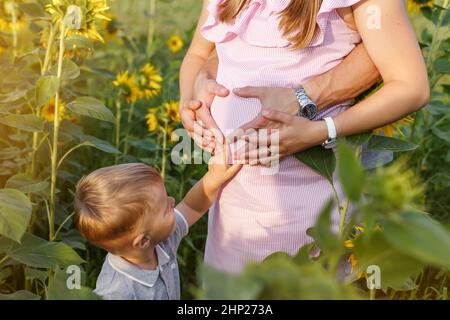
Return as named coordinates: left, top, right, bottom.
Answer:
left=218, top=0, right=323, bottom=49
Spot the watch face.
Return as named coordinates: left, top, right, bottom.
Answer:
left=302, top=103, right=317, bottom=120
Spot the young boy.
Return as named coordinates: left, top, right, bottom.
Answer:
left=74, top=147, right=241, bottom=300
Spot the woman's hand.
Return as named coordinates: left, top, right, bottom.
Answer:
left=231, top=110, right=328, bottom=166
left=180, top=73, right=229, bottom=153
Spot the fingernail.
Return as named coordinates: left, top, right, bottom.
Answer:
left=262, top=110, right=270, bottom=116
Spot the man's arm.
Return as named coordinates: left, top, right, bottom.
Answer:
left=303, top=43, right=381, bottom=110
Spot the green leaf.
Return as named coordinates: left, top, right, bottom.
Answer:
left=367, top=135, right=419, bottom=152
left=36, top=76, right=60, bottom=108
left=49, top=59, right=80, bottom=80
left=354, top=232, right=424, bottom=291
left=47, top=268, right=100, bottom=300
left=25, top=267, right=49, bottom=283
left=18, top=2, right=47, bottom=17
left=309, top=200, right=342, bottom=254
left=0, top=147, right=21, bottom=160
left=431, top=126, right=450, bottom=143
left=67, top=97, right=115, bottom=123
left=295, top=146, right=336, bottom=182
left=13, top=48, right=40, bottom=63
left=337, top=143, right=365, bottom=201
left=200, top=264, right=262, bottom=300
left=382, top=212, right=450, bottom=269
left=434, top=58, right=450, bottom=75
left=61, top=229, right=86, bottom=250
left=0, top=114, right=44, bottom=132
left=0, top=90, right=27, bottom=103
left=0, top=189, right=32, bottom=242
left=0, top=236, right=15, bottom=254
left=5, top=174, right=49, bottom=194
left=64, top=35, right=93, bottom=50
left=346, top=133, right=372, bottom=147
left=79, top=135, right=121, bottom=154
left=8, top=233, right=85, bottom=268
left=0, top=290, right=40, bottom=300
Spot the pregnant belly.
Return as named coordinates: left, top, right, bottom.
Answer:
left=211, top=93, right=262, bottom=135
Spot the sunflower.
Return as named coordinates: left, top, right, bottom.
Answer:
left=113, top=71, right=141, bottom=104
left=41, top=98, right=67, bottom=122
left=163, top=100, right=181, bottom=123
left=374, top=116, right=414, bottom=137
left=138, top=63, right=163, bottom=100
left=145, top=108, right=159, bottom=132
left=0, top=1, right=26, bottom=32
left=45, top=0, right=111, bottom=43
left=167, top=35, right=184, bottom=54
left=344, top=225, right=365, bottom=276
left=101, top=13, right=119, bottom=41
left=406, top=0, right=435, bottom=13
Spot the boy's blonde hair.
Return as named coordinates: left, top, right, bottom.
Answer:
left=74, top=163, right=162, bottom=253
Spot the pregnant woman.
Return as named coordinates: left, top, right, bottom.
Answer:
left=180, top=0, right=429, bottom=273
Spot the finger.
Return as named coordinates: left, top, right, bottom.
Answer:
left=188, top=100, right=203, bottom=111
left=191, top=130, right=212, bottom=151
left=227, top=115, right=271, bottom=145
left=180, top=108, right=196, bottom=132
left=243, top=129, right=271, bottom=147
left=226, top=163, right=243, bottom=178
left=225, top=123, right=258, bottom=145
left=232, top=141, right=251, bottom=164
left=238, top=146, right=270, bottom=164
left=258, top=155, right=281, bottom=167
left=262, top=110, right=293, bottom=124
left=207, top=81, right=230, bottom=97
left=196, top=107, right=222, bottom=136
left=233, top=86, right=265, bottom=99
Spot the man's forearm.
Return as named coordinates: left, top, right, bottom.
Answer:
left=303, top=43, right=381, bottom=110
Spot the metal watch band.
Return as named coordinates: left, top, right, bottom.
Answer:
left=293, top=87, right=317, bottom=120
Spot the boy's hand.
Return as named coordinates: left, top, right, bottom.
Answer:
left=207, top=144, right=242, bottom=184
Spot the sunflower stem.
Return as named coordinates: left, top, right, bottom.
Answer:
left=123, top=103, right=135, bottom=155
left=8, top=1, right=18, bottom=57
left=146, top=0, right=156, bottom=54
left=42, top=23, right=56, bottom=75
left=115, top=99, right=122, bottom=164
left=161, top=120, right=168, bottom=179
left=49, top=21, right=66, bottom=241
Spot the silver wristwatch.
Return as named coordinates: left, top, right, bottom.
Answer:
left=293, top=87, right=318, bottom=120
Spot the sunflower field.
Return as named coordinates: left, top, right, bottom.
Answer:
left=0, top=0, right=449, bottom=300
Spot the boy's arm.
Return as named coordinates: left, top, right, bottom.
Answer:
left=176, top=146, right=242, bottom=227
left=175, top=172, right=221, bottom=227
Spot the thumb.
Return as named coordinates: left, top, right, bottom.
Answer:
left=207, top=81, right=230, bottom=97
left=188, top=100, right=202, bottom=111
left=226, top=163, right=243, bottom=178
left=233, top=86, right=265, bottom=98
left=262, top=110, right=293, bottom=124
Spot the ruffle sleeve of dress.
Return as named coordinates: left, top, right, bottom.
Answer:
left=200, top=0, right=364, bottom=48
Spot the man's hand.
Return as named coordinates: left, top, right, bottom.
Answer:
left=180, top=75, right=230, bottom=153
left=226, top=86, right=299, bottom=144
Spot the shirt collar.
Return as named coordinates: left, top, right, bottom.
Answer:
left=107, top=245, right=171, bottom=288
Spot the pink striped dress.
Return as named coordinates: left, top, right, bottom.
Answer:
left=200, top=0, right=362, bottom=273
